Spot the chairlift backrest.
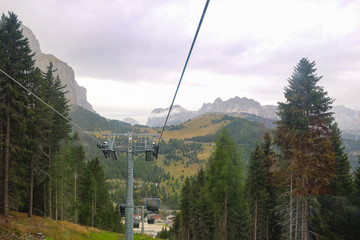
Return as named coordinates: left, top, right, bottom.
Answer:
left=146, top=197, right=160, bottom=212
left=147, top=217, right=155, bottom=224
left=145, top=150, right=153, bottom=161
left=119, top=204, right=126, bottom=217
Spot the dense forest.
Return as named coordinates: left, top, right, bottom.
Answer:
left=173, top=58, right=360, bottom=240
left=0, top=13, right=121, bottom=232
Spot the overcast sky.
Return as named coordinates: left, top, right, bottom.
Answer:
left=2, top=0, right=360, bottom=124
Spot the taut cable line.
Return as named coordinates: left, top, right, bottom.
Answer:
left=159, top=0, right=210, bottom=142
left=0, top=68, right=99, bottom=143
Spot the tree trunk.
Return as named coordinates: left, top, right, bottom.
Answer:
left=0, top=109, right=4, bottom=214
left=48, top=148, right=52, bottom=219
left=289, top=173, right=293, bottom=240
left=55, top=179, right=58, bottom=221
left=295, top=197, right=299, bottom=240
left=74, top=168, right=77, bottom=224
left=28, top=153, right=34, bottom=217
left=254, top=198, right=258, bottom=240
left=266, top=215, right=269, bottom=240
left=301, top=199, right=308, bottom=240
left=224, top=191, right=228, bottom=240
left=44, top=183, right=47, bottom=217
left=92, top=196, right=94, bottom=227
left=4, top=100, right=10, bottom=216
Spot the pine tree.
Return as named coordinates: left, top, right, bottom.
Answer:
left=25, top=67, right=49, bottom=217
left=329, top=122, right=353, bottom=196
left=0, top=12, right=35, bottom=215
left=275, top=58, right=336, bottom=240
left=179, top=177, right=191, bottom=240
left=41, top=62, right=71, bottom=219
left=206, top=129, right=246, bottom=240
left=316, top=123, right=355, bottom=239
left=78, top=158, right=117, bottom=230
left=189, top=168, right=212, bottom=240
left=246, top=143, right=268, bottom=240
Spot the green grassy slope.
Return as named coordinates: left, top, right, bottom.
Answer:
left=0, top=211, right=160, bottom=240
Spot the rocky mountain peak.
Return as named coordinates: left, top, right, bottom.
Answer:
left=21, top=24, right=94, bottom=112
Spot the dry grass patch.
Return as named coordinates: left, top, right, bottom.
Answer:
left=163, top=115, right=230, bottom=139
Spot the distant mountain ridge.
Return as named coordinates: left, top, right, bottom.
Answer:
left=198, top=97, right=277, bottom=119
left=21, top=25, right=94, bottom=112
left=146, top=97, right=276, bottom=127
left=146, top=96, right=360, bottom=139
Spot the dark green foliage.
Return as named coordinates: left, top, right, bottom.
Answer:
left=245, top=132, right=279, bottom=240
left=157, top=227, right=171, bottom=239
left=177, top=130, right=247, bottom=240
left=78, top=158, right=120, bottom=231
left=246, top=143, right=269, bottom=239
left=329, top=123, right=353, bottom=196
left=0, top=11, right=35, bottom=215
left=355, top=156, right=360, bottom=196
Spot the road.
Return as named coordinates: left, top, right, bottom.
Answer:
left=133, top=222, right=169, bottom=237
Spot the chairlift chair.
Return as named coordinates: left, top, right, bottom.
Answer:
left=146, top=197, right=160, bottom=212
left=119, top=204, right=126, bottom=217
left=147, top=217, right=155, bottom=224
left=145, top=142, right=159, bottom=161
left=97, top=137, right=118, bottom=160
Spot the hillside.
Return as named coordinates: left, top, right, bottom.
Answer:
left=70, top=106, right=360, bottom=209
left=0, top=211, right=159, bottom=240
left=70, top=107, right=269, bottom=208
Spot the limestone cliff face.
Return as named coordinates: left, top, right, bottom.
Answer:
left=198, top=96, right=278, bottom=120
left=21, top=25, right=94, bottom=112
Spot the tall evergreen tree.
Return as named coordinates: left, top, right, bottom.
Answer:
left=179, top=177, right=191, bottom=240
left=246, top=143, right=268, bottom=240
left=25, top=67, right=49, bottom=217
left=0, top=12, right=35, bottom=215
left=275, top=58, right=336, bottom=240
left=189, top=168, right=212, bottom=240
left=329, top=122, right=353, bottom=196
left=316, top=123, right=355, bottom=239
left=246, top=132, right=278, bottom=240
left=41, top=62, right=71, bottom=218
left=78, top=158, right=118, bottom=231
left=206, top=129, right=247, bottom=240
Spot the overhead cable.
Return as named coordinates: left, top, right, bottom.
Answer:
left=159, top=0, right=210, bottom=142
left=0, top=68, right=99, bottom=143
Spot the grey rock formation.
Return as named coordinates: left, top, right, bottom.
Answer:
left=146, top=105, right=197, bottom=127
left=198, top=96, right=278, bottom=120
left=123, top=118, right=140, bottom=126
left=333, top=105, right=360, bottom=137
left=21, top=25, right=94, bottom=112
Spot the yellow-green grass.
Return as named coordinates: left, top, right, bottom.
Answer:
left=0, top=211, right=160, bottom=240
left=163, top=114, right=231, bottom=139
